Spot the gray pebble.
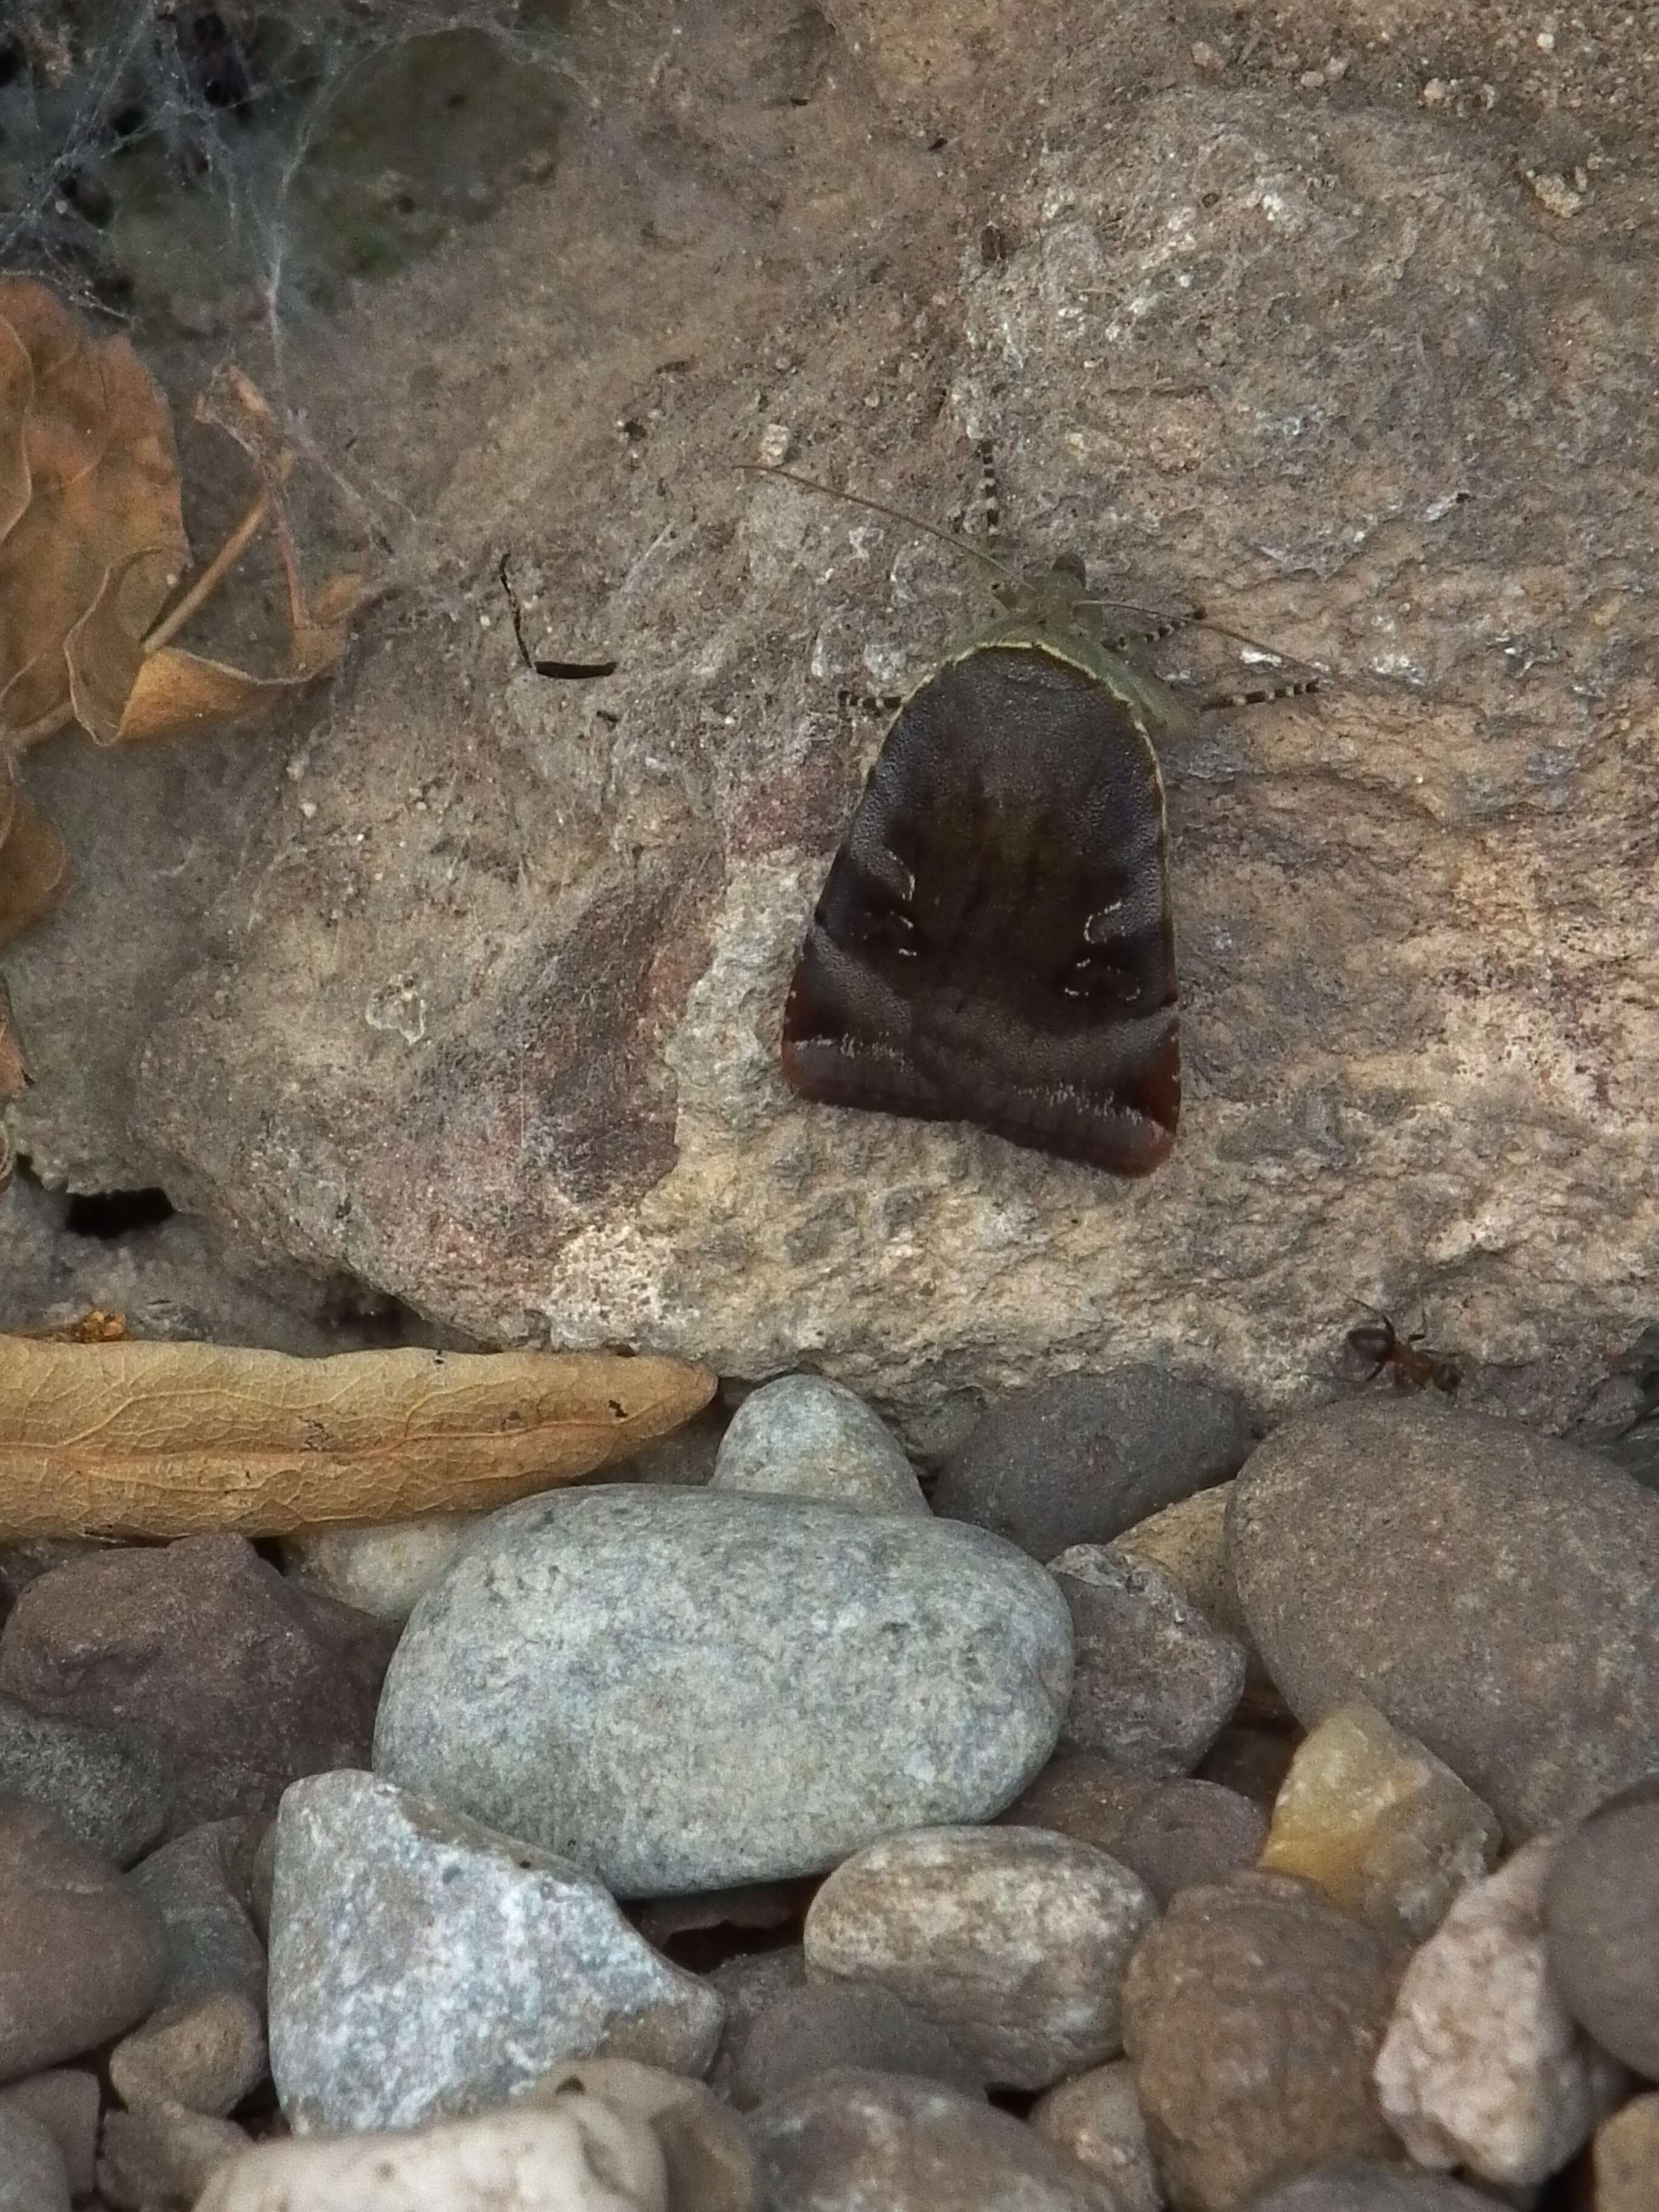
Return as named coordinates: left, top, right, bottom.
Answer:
left=0, top=2105, right=70, bottom=2212
left=728, top=1983, right=984, bottom=2110
left=935, top=1369, right=1253, bottom=1560
left=129, top=1819, right=268, bottom=2014
left=804, top=1825, right=1155, bottom=2091
left=1050, top=1548, right=1245, bottom=1777
left=1230, top=1399, right=1659, bottom=1837
left=1241, top=2162, right=1507, bottom=2212
left=0, top=2071, right=98, bottom=2197
left=705, top=1947, right=807, bottom=2102
left=1113, top=1779, right=1269, bottom=1907
left=748, top=2069, right=1121, bottom=2212
left=1030, top=2060, right=1160, bottom=2212
left=375, top=1487, right=1071, bottom=1897
left=269, top=1768, right=723, bottom=2133
left=1545, top=1774, right=1659, bottom=2076
left=0, top=1694, right=171, bottom=1866
left=711, top=1376, right=928, bottom=1516
left=280, top=1517, right=475, bottom=1625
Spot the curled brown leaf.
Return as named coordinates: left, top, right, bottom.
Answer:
left=0, top=1338, right=717, bottom=1541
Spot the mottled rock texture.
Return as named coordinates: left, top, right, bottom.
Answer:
left=2, top=0, right=1653, bottom=1436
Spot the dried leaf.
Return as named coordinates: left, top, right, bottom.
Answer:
left=0, top=774, right=69, bottom=948
left=0, top=973, right=27, bottom=1101
left=0, top=1338, right=716, bottom=1541
left=0, top=277, right=186, bottom=745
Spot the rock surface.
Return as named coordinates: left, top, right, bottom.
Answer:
left=128, top=1817, right=269, bottom=2013
left=1050, top=1547, right=1244, bottom=1777
left=1544, top=1774, right=1659, bottom=2077
left=1121, top=1872, right=1398, bottom=2211
left=109, top=1990, right=267, bottom=2118
left=803, top=1825, right=1155, bottom=2090
left=268, top=1769, right=723, bottom=2133
left=0, top=0, right=1639, bottom=1437
left=711, top=1374, right=927, bottom=1515
left=98, top=2101, right=250, bottom=2212
left=0, top=1534, right=396, bottom=1831
left=747, top=2068, right=1120, bottom=2212
left=725, top=1983, right=983, bottom=2111
left=280, top=1517, right=477, bottom=1624
left=195, top=2102, right=667, bottom=2212
left=1230, top=1401, right=1659, bottom=1837
left=516, top=2057, right=759, bottom=2212
left=1260, top=1701, right=1500, bottom=1943
left=1239, top=2165, right=1507, bottom=2212
left=1373, top=1836, right=1626, bottom=2187
left=0, top=1694, right=171, bottom=1866
left=934, top=1373, right=1253, bottom=1558
left=0, top=1798, right=168, bottom=2081
left=1594, top=2093, right=1659, bottom=2212
left=375, top=1486, right=1071, bottom=1895
left=1031, top=2060, right=1161, bottom=2212
left=0, top=2105, right=70, bottom=2212
left=1000, top=1758, right=1266, bottom=1905
left=0, top=2071, right=99, bottom=2198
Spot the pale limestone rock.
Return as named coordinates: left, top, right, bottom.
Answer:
left=1373, top=1837, right=1627, bottom=2185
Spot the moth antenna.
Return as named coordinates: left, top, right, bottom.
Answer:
left=739, top=462, right=1027, bottom=591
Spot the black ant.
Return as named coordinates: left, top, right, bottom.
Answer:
left=1346, top=1305, right=1461, bottom=1396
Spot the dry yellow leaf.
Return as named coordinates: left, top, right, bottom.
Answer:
left=0, top=276, right=186, bottom=746
left=0, top=1337, right=716, bottom=1541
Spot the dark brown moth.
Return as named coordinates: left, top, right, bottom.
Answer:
left=1347, top=1305, right=1461, bottom=1395
left=760, top=449, right=1316, bottom=1176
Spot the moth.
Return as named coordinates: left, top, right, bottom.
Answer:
left=756, top=446, right=1317, bottom=1176
left=1346, top=1305, right=1461, bottom=1395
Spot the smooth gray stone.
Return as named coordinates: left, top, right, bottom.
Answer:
left=0, top=2106, right=70, bottom=2212
left=375, top=1486, right=1071, bottom=1897
left=0, top=1695, right=171, bottom=1866
left=1242, top=2161, right=1502, bottom=2212
left=269, top=1769, right=723, bottom=2133
left=1231, top=1399, right=1659, bottom=1839
left=129, top=1818, right=268, bottom=2013
left=1544, top=1773, right=1659, bottom=2076
left=712, top=1375, right=928, bottom=1516
left=936, top=1368, right=1255, bottom=1560
left=1050, top=1548, right=1244, bottom=1777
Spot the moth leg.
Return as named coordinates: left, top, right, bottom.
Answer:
left=1076, top=596, right=1207, bottom=655
left=1195, top=620, right=1323, bottom=710
left=836, top=688, right=905, bottom=720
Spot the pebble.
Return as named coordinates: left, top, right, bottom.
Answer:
left=1110, top=1778, right=1269, bottom=1907
left=99, top=2101, right=251, bottom=2212
left=705, top=1948, right=806, bottom=2101
left=129, top=1817, right=269, bottom=2013
left=0, top=2105, right=70, bottom=2212
left=0, top=1692, right=171, bottom=1864
left=1230, top=1399, right=1659, bottom=1837
left=518, top=2056, right=759, bottom=2212
left=1109, top=1481, right=1252, bottom=1652
left=1594, top=2092, right=1659, bottom=2212
left=1049, top=1547, right=1244, bottom=1776
left=194, top=2102, right=668, bottom=2212
left=0, top=2070, right=99, bottom=2195
left=726, top=1983, right=984, bottom=2110
left=746, top=2068, right=1121, bottom=2212
left=0, top=1533, right=398, bottom=1829
left=0, top=1798, right=168, bottom=2079
left=281, top=1517, right=475, bottom=1624
left=1000, top=1756, right=1265, bottom=1904
left=1260, top=1701, right=1500, bottom=1943
left=1239, top=2162, right=1508, bottom=2211
left=109, top=1989, right=267, bottom=2117
left=710, top=1375, right=928, bottom=1515
left=803, top=1825, right=1155, bottom=2090
left=269, top=1769, right=723, bottom=2133
left=934, top=1368, right=1253, bottom=1559
left=1030, top=2060, right=1161, bottom=2212
left=1121, top=1871, right=1398, bottom=2211
left=1374, top=1835, right=1626, bottom=2185
left=1544, top=1774, right=1659, bottom=2076
left=375, top=1487, right=1071, bottom=1896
